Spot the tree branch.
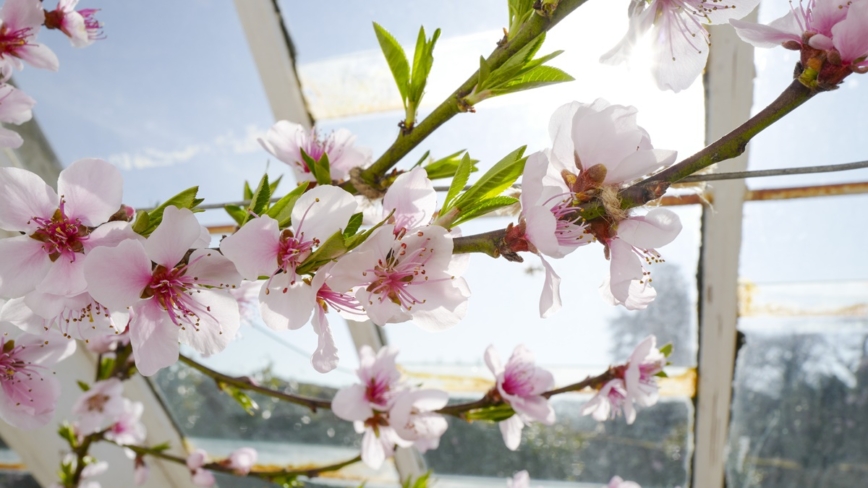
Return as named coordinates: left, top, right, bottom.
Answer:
left=111, top=440, right=362, bottom=481
left=357, top=0, right=591, bottom=187
left=178, top=354, right=332, bottom=412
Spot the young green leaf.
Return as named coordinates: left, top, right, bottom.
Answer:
left=489, top=65, right=574, bottom=96
left=453, top=146, right=526, bottom=210
left=408, top=27, right=441, bottom=104
left=659, top=343, right=674, bottom=357
left=373, top=22, right=411, bottom=104
left=424, top=150, right=479, bottom=180
left=133, top=186, right=201, bottom=237
left=243, top=181, right=253, bottom=200
left=464, top=404, right=517, bottom=422
left=265, top=182, right=310, bottom=228
left=76, top=380, right=90, bottom=392
left=451, top=196, right=519, bottom=226
left=224, top=204, right=248, bottom=226
left=343, top=212, right=364, bottom=238
left=478, top=55, right=492, bottom=87
left=300, top=148, right=322, bottom=182
left=412, top=149, right=431, bottom=168
left=218, top=382, right=259, bottom=415
left=316, top=152, right=332, bottom=185
left=269, top=175, right=283, bottom=195
left=440, top=153, right=474, bottom=215
left=247, top=173, right=272, bottom=219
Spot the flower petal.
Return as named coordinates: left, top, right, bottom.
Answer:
left=144, top=206, right=202, bottom=268
left=499, top=414, right=524, bottom=451
left=0, top=167, right=58, bottom=232
left=178, top=290, right=240, bottom=357
left=730, top=15, right=802, bottom=48
left=832, top=0, right=868, bottom=63
left=0, top=236, right=50, bottom=298
left=538, top=255, right=562, bottom=318
left=83, top=239, right=152, bottom=312
left=36, top=254, right=87, bottom=297
left=129, top=301, right=180, bottom=376
left=616, top=208, right=682, bottom=249
left=310, top=307, right=339, bottom=373
left=484, top=344, right=504, bottom=376
left=291, top=184, right=358, bottom=244
left=332, top=384, right=374, bottom=422
left=57, top=158, right=123, bottom=226
left=218, top=216, right=280, bottom=280
left=259, top=273, right=315, bottom=330
left=650, top=10, right=710, bottom=92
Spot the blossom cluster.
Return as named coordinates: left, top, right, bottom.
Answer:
left=0, top=0, right=102, bottom=148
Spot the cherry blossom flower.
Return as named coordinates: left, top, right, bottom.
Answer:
left=0, top=321, right=74, bottom=428
left=258, top=121, right=372, bottom=183
left=308, top=263, right=365, bottom=373
left=608, top=476, right=642, bottom=488
left=731, top=0, right=868, bottom=86
left=105, top=398, right=146, bottom=446
left=0, top=0, right=60, bottom=79
left=485, top=345, right=555, bottom=450
left=329, top=225, right=470, bottom=330
left=226, top=447, right=257, bottom=475
left=332, top=345, right=411, bottom=469
left=44, top=0, right=103, bottom=48
left=86, top=328, right=130, bottom=354
left=219, top=185, right=358, bottom=331
left=583, top=335, right=666, bottom=424
left=0, top=158, right=126, bottom=299
left=229, top=280, right=260, bottom=326
left=508, top=471, right=531, bottom=488
left=84, top=206, right=242, bottom=376
left=520, top=100, right=680, bottom=312
left=0, top=83, right=34, bottom=148
left=134, top=457, right=148, bottom=485
left=382, top=166, right=437, bottom=235
left=602, top=0, right=760, bottom=91
left=389, top=389, right=449, bottom=452
left=0, top=291, right=126, bottom=343
left=186, top=449, right=215, bottom=487
left=72, top=378, right=125, bottom=434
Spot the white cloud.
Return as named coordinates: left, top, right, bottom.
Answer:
left=109, top=124, right=269, bottom=171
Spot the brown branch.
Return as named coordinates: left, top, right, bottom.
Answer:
left=178, top=354, right=332, bottom=412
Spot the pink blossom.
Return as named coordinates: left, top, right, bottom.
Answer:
left=85, top=329, right=130, bottom=354
left=602, top=0, right=760, bottom=91
left=186, top=449, right=215, bottom=487
left=508, top=471, right=531, bottom=488
left=0, top=159, right=126, bottom=299
left=0, top=83, right=33, bottom=148
left=0, top=322, right=73, bottom=428
left=332, top=346, right=412, bottom=469
left=521, top=100, right=680, bottom=312
left=329, top=225, right=470, bottom=330
left=105, top=398, right=146, bottom=446
left=258, top=121, right=372, bottom=183
left=609, top=476, right=642, bottom=488
left=382, top=166, right=437, bottom=235
left=219, top=185, right=358, bottom=331
left=133, top=457, right=148, bottom=485
left=731, top=0, right=868, bottom=85
left=229, top=280, right=260, bottom=326
left=0, top=0, right=59, bottom=79
left=389, top=389, right=449, bottom=452
left=84, top=206, right=242, bottom=376
left=72, top=378, right=125, bottom=434
left=0, top=291, right=127, bottom=343
left=227, top=447, right=257, bottom=475
left=44, top=0, right=103, bottom=48
left=308, top=263, right=365, bottom=373
left=582, top=335, right=666, bottom=425
left=485, top=345, right=555, bottom=450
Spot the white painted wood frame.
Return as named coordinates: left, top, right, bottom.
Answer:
left=692, top=9, right=759, bottom=488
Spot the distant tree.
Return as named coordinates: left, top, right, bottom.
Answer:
left=608, top=264, right=695, bottom=366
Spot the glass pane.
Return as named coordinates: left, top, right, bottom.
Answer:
left=746, top=1, right=868, bottom=188
left=0, top=435, right=39, bottom=488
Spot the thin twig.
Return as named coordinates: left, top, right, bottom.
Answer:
left=111, top=440, right=361, bottom=480
left=178, top=354, right=332, bottom=412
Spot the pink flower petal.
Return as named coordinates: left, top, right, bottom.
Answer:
left=177, top=290, right=240, bottom=357
left=84, top=239, right=152, bottom=312
left=36, top=254, right=87, bottom=297
left=310, top=307, right=339, bottom=373
left=0, top=167, right=58, bottom=232
left=538, top=255, right=562, bottom=318
left=332, top=384, right=374, bottom=422
left=144, top=206, right=203, bottom=268
left=0, top=236, right=50, bottom=298
left=57, top=159, right=123, bottom=226
left=0, top=84, right=35, bottom=125
left=650, top=11, right=710, bottom=93
left=606, top=149, right=677, bottom=185
left=0, top=366, right=61, bottom=429
left=14, top=43, right=60, bottom=72
left=383, top=167, right=436, bottom=232
left=259, top=273, right=315, bottom=331
left=731, top=12, right=803, bottom=48
left=499, top=414, right=524, bottom=451
left=185, top=249, right=242, bottom=289
left=523, top=205, right=559, bottom=257
left=218, top=216, right=280, bottom=281
left=616, top=208, right=682, bottom=249
left=832, top=1, right=868, bottom=63
left=291, top=185, right=358, bottom=244
left=484, top=344, right=504, bottom=376
left=129, top=301, right=180, bottom=376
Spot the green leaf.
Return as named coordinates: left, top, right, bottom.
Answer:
left=98, top=356, right=116, bottom=381
left=412, top=150, right=431, bottom=168
left=58, top=422, right=78, bottom=448
left=373, top=22, right=411, bottom=103
left=150, top=441, right=172, bottom=453
left=403, top=471, right=433, bottom=488
left=478, top=55, right=491, bottom=87
left=440, top=153, right=474, bottom=215
left=344, top=210, right=391, bottom=251
left=76, top=380, right=90, bottom=392
left=654, top=370, right=669, bottom=378
left=243, top=181, right=253, bottom=200
left=453, top=146, right=526, bottom=210
left=481, top=34, right=546, bottom=90
left=265, top=182, right=310, bottom=228
left=296, top=230, right=349, bottom=275
left=452, top=196, right=519, bottom=226
left=133, top=186, right=201, bottom=237
left=300, top=148, right=321, bottom=182
left=659, top=343, right=674, bottom=357
left=269, top=175, right=283, bottom=195
left=424, top=150, right=479, bottom=180
left=218, top=382, right=259, bottom=415
left=408, top=27, right=441, bottom=104
left=316, top=152, right=332, bottom=185
left=489, top=65, right=574, bottom=96
left=343, top=212, right=364, bottom=238
left=247, top=173, right=272, bottom=220
left=224, top=204, right=248, bottom=226
left=464, top=404, right=516, bottom=422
